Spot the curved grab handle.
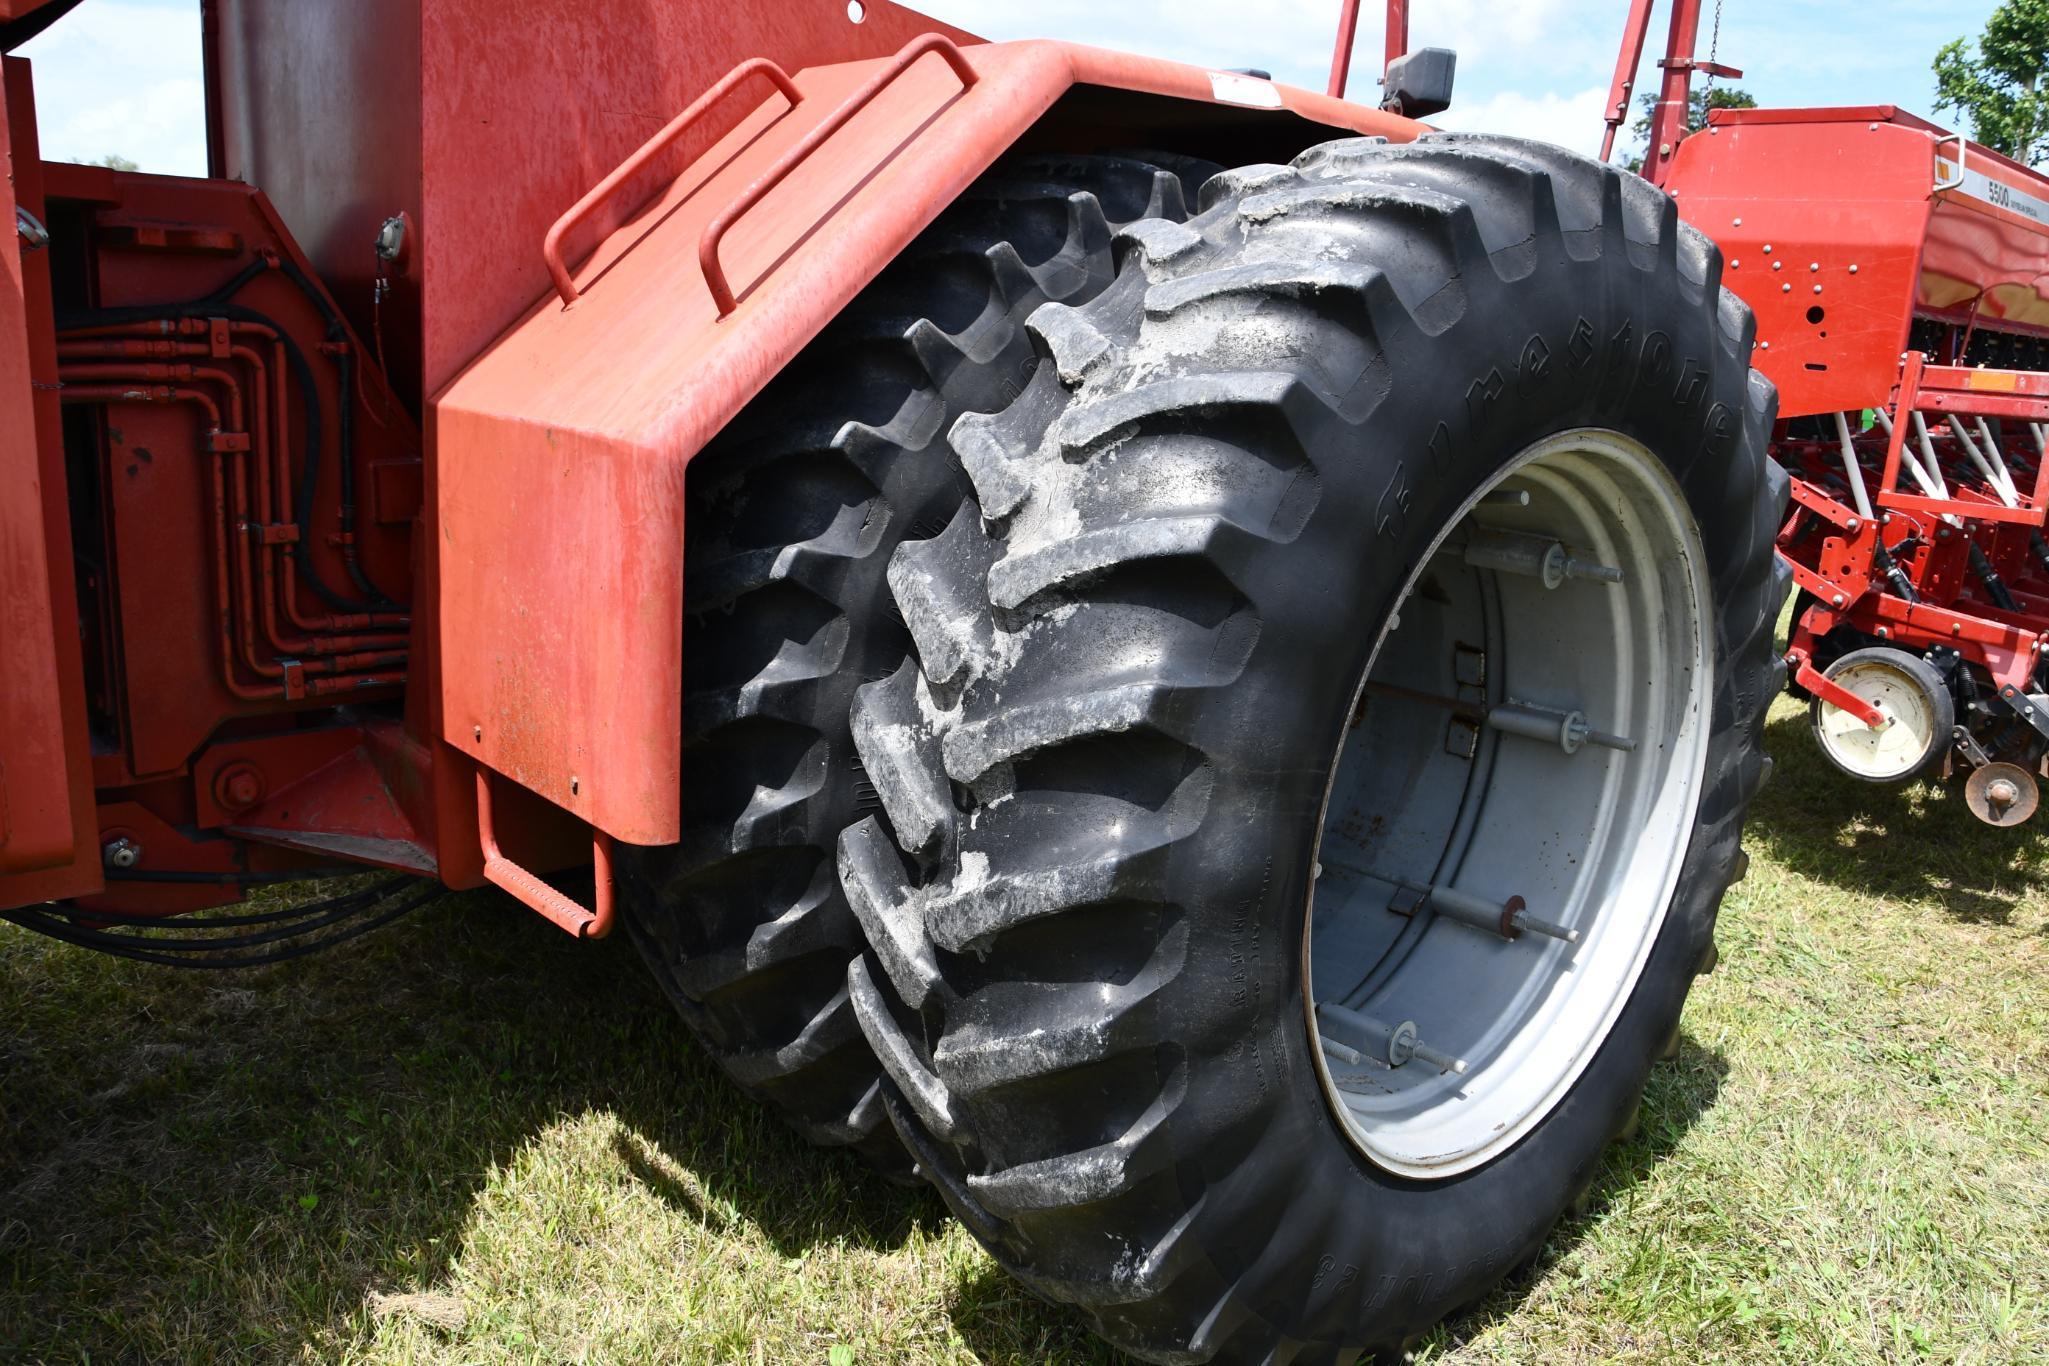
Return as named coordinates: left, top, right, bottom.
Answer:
left=699, top=34, right=979, bottom=317
left=1932, top=131, right=1966, bottom=194
left=544, top=57, right=803, bottom=306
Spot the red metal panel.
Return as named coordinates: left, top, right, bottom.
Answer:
left=0, top=56, right=98, bottom=903
left=435, top=38, right=1421, bottom=846
left=0, top=60, right=71, bottom=875
left=1665, top=110, right=1938, bottom=417
left=41, top=170, right=422, bottom=777
left=224, top=736, right=436, bottom=874
left=1923, top=142, right=2049, bottom=337
left=1669, top=107, right=2049, bottom=418
left=211, top=0, right=427, bottom=403
left=211, top=0, right=981, bottom=411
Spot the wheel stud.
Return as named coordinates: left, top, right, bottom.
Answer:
left=1508, top=905, right=1581, bottom=943
left=1462, top=527, right=1625, bottom=589
left=1318, top=1002, right=1468, bottom=1075
left=1418, top=882, right=1580, bottom=945
left=1486, top=700, right=1638, bottom=755
left=1359, top=684, right=1637, bottom=756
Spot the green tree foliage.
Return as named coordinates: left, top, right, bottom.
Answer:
left=1625, top=86, right=1757, bottom=174
left=95, top=154, right=138, bottom=172
left=1933, top=0, right=2047, bottom=165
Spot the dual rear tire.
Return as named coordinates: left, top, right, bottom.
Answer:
left=628, top=133, right=1786, bottom=1361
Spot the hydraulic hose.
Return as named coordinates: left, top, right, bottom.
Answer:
left=56, top=257, right=396, bottom=612
left=1968, top=542, right=2020, bottom=614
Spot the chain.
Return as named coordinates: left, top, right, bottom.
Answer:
left=1703, top=0, right=1725, bottom=97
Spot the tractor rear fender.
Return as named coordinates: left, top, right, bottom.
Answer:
left=433, top=36, right=1423, bottom=849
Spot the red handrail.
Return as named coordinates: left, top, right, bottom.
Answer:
left=543, top=57, right=803, bottom=306
left=699, top=33, right=979, bottom=317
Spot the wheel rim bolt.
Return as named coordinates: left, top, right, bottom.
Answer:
left=1318, top=1002, right=1468, bottom=1075
left=1462, top=527, right=1625, bottom=590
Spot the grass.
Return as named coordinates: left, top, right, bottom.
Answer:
left=3, top=694, right=2047, bottom=1364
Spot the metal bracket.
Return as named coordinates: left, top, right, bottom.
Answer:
left=1788, top=648, right=1886, bottom=729
left=1996, top=684, right=2049, bottom=744
left=1656, top=57, right=1743, bottom=79
left=1952, top=724, right=1992, bottom=769
left=14, top=205, right=47, bottom=252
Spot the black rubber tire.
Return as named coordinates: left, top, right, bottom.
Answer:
left=841, top=133, right=1788, bottom=1360
left=1809, top=645, right=1954, bottom=782
left=615, top=154, right=1221, bottom=1173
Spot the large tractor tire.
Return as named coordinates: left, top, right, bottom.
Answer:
left=842, top=134, right=1788, bottom=1359
left=616, top=154, right=1219, bottom=1172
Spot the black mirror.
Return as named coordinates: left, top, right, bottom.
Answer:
left=1383, top=47, right=1456, bottom=118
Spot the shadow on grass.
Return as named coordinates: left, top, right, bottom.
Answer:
left=1420, top=1033, right=1732, bottom=1358
left=0, top=889, right=951, bottom=1360
left=941, top=1038, right=1735, bottom=1366
left=1745, top=709, right=2049, bottom=925
left=947, top=1264, right=1125, bottom=1365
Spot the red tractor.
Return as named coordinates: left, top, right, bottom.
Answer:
left=10, top=0, right=2029, bottom=1359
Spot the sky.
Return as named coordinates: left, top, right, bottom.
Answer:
left=13, top=0, right=2006, bottom=175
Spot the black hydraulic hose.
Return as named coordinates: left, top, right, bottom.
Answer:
left=269, top=253, right=392, bottom=607
left=102, top=864, right=366, bottom=886
left=56, top=878, right=401, bottom=927
left=34, top=889, right=398, bottom=953
left=1968, top=542, right=2020, bottom=613
left=1, top=879, right=437, bottom=968
left=2030, top=531, right=2049, bottom=579
left=1872, top=538, right=1920, bottom=605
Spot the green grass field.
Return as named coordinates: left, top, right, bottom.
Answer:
left=4, top=691, right=2046, bottom=1364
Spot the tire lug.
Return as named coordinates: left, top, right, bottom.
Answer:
left=1657, top=1019, right=1682, bottom=1061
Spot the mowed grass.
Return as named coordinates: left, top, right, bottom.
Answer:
left=3, top=694, right=2046, bottom=1364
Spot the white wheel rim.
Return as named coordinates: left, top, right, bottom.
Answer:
left=1304, top=429, right=1714, bottom=1179
left=1814, top=661, right=1937, bottom=779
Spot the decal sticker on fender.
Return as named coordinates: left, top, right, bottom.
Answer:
left=1208, top=71, right=1284, bottom=109
left=1935, top=157, right=2049, bottom=226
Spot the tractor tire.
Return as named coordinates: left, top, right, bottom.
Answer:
left=842, top=133, right=1788, bottom=1360
left=615, top=154, right=1219, bottom=1173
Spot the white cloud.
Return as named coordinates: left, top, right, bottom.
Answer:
left=15, top=2, right=206, bottom=174
left=1429, top=85, right=1612, bottom=158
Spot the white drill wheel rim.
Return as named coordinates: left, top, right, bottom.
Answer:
left=1814, top=660, right=1937, bottom=780
left=1305, top=429, right=1714, bottom=1179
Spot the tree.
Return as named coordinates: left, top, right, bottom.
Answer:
left=1933, top=0, right=2048, bottom=165
left=1625, top=86, right=1757, bottom=173
left=95, top=154, right=138, bottom=172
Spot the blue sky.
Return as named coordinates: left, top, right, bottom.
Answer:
left=16, top=0, right=2004, bottom=174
